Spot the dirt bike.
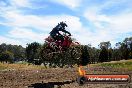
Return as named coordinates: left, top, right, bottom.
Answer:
left=41, top=33, right=81, bottom=61
left=45, top=33, right=80, bottom=50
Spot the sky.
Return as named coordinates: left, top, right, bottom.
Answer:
left=0, top=0, right=132, bottom=48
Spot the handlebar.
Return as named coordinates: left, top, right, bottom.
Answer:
left=63, top=33, right=72, bottom=36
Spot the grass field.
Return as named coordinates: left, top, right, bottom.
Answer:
left=93, top=59, right=132, bottom=71
left=1, top=59, right=132, bottom=71
left=0, top=62, right=46, bottom=71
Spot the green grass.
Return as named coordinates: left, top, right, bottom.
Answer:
left=0, top=62, right=47, bottom=71
left=0, top=66, right=7, bottom=70
left=95, top=59, right=132, bottom=70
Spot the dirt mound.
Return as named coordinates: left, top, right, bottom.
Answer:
left=0, top=68, right=77, bottom=88
left=0, top=66, right=132, bottom=88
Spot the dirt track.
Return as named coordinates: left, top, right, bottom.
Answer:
left=0, top=66, right=132, bottom=88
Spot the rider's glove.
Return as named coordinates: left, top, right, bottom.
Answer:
left=69, top=34, right=71, bottom=36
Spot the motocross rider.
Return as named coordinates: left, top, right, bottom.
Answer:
left=50, top=21, right=71, bottom=43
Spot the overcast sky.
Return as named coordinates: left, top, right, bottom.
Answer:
left=0, top=0, right=132, bottom=47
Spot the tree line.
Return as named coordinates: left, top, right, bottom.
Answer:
left=0, top=37, right=132, bottom=67
left=0, top=43, right=25, bottom=63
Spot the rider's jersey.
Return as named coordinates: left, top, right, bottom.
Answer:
left=50, top=24, right=71, bottom=36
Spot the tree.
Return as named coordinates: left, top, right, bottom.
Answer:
left=98, top=41, right=111, bottom=49
left=0, top=43, right=7, bottom=53
left=0, top=51, right=14, bottom=63
left=108, top=48, right=112, bottom=61
left=0, top=43, right=25, bottom=62
left=26, top=42, right=41, bottom=64
left=7, top=45, right=25, bottom=61
left=115, top=41, right=129, bottom=60
left=120, top=43, right=129, bottom=60
left=99, top=46, right=108, bottom=62
left=79, top=45, right=90, bottom=66
left=98, top=41, right=111, bottom=62
left=123, top=37, right=132, bottom=59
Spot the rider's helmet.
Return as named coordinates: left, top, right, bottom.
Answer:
left=60, top=21, right=67, bottom=28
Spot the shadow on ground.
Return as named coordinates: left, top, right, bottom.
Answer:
left=28, top=80, right=75, bottom=88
